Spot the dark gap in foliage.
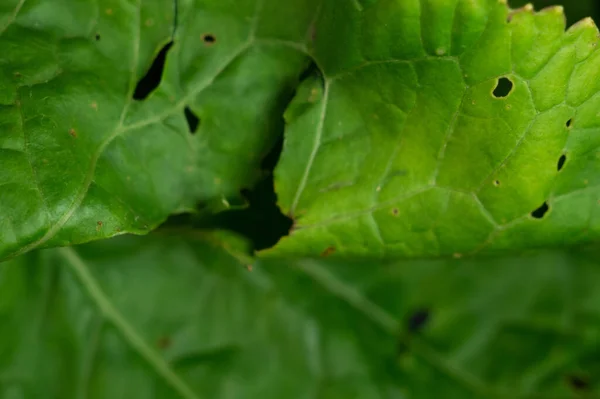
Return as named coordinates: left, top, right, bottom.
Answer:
left=196, top=135, right=293, bottom=251
left=557, top=154, right=566, bottom=171
left=299, top=60, right=321, bottom=84
left=133, top=41, right=173, bottom=100
left=158, top=61, right=327, bottom=252
left=566, top=118, right=573, bottom=128
left=493, top=77, right=513, bottom=98
left=407, top=308, right=430, bottom=333
left=567, top=374, right=590, bottom=392
left=95, top=33, right=100, bottom=41
left=184, top=106, right=200, bottom=134
left=531, top=201, right=549, bottom=219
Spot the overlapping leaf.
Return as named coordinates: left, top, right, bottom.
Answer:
left=0, top=0, right=315, bottom=260
left=271, top=0, right=600, bottom=259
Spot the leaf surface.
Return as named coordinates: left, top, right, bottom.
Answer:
left=271, top=0, right=600, bottom=259
left=0, top=0, right=314, bottom=259
left=1, top=233, right=599, bottom=398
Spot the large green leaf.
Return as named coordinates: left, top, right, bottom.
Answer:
left=0, top=0, right=314, bottom=260
left=1, top=232, right=599, bottom=398
left=270, top=0, right=600, bottom=259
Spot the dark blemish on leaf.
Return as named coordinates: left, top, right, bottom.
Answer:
left=392, top=208, right=399, bottom=216
left=321, top=246, right=335, bottom=257
left=133, top=41, right=173, bottom=100
left=531, top=201, right=549, bottom=219
left=493, top=77, right=513, bottom=98
left=494, top=180, right=500, bottom=186
left=157, top=336, right=171, bottom=349
left=566, top=118, right=573, bottom=128
left=184, top=106, right=200, bottom=134
left=566, top=374, right=590, bottom=391
left=96, top=221, right=103, bottom=232
left=407, top=308, right=430, bottom=333
left=95, top=33, right=100, bottom=41
left=202, top=33, right=216, bottom=45
left=69, top=128, right=77, bottom=138
left=14, top=71, right=21, bottom=78
left=557, top=154, right=566, bottom=171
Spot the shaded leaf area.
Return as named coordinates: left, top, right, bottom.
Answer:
left=271, top=1, right=600, bottom=259
left=1, top=233, right=599, bottom=398
left=0, top=0, right=315, bottom=260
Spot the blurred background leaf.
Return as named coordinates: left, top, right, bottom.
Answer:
left=1, top=232, right=599, bottom=398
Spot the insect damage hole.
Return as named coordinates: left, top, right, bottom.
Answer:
left=493, top=77, right=513, bottom=98
left=184, top=106, right=200, bottom=134
left=202, top=33, right=216, bottom=45
left=557, top=154, right=566, bottom=171
left=133, top=41, right=173, bottom=100
left=407, top=308, right=430, bottom=333
left=531, top=201, right=549, bottom=219
left=566, top=374, right=590, bottom=392
left=566, top=118, right=573, bottom=128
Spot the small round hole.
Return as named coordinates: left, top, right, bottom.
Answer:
left=202, top=34, right=216, bottom=45
left=493, top=77, right=513, bottom=98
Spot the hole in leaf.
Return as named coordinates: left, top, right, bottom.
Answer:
left=494, top=180, right=500, bottom=186
left=184, top=106, right=200, bottom=134
left=493, top=77, right=513, bottom=98
left=557, top=154, right=566, bottom=171
left=202, top=33, right=216, bottom=45
left=566, top=374, right=590, bottom=391
left=407, top=308, right=430, bottom=333
left=531, top=201, right=549, bottom=219
left=566, top=118, right=573, bottom=128
left=95, top=33, right=101, bottom=41
left=133, top=41, right=173, bottom=100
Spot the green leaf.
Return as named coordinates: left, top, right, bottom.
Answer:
left=0, top=0, right=315, bottom=260
left=270, top=1, right=600, bottom=259
left=2, top=233, right=599, bottom=398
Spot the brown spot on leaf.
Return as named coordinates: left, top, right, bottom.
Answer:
left=69, top=128, right=77, bottom=138
left=245, top=264, right=253, bottom=271
left=157, top=336, right=171, bottom=349
left=321, top=246, right=335, bottom=257
left=391, top=208, right=399, bottom=216
left=96, top=221, right=103, bottom=231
